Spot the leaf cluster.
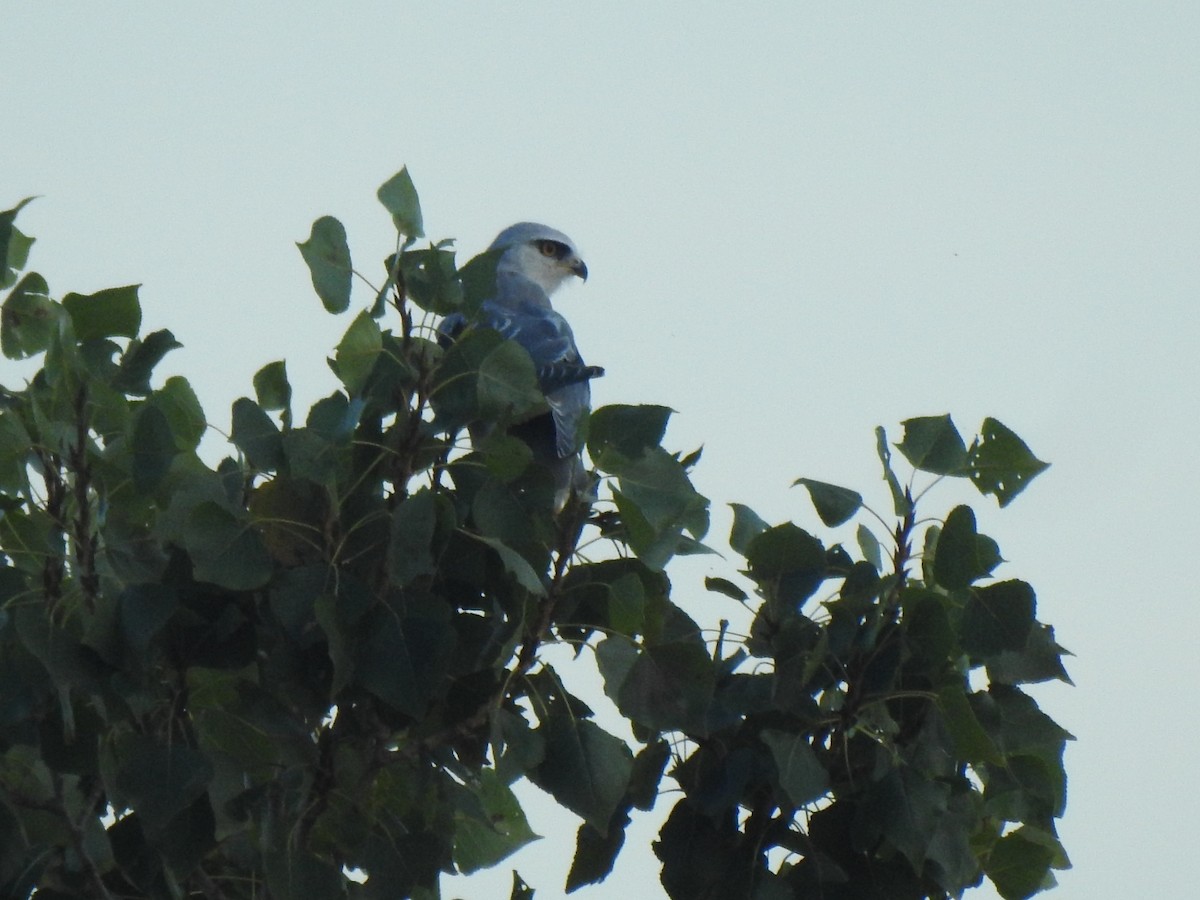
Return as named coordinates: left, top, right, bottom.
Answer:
left=0, top=183, right=1069, bottom=900
left=656, top=416, right=1068, bottom=900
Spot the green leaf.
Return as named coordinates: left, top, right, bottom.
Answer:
left=1, top=225, right=35, bottom=291
left=856, top=767, right=949, bottom=869
left=183, top=501, right=272, bottom=590
left=356, top=598, right=454, bottom=718
left=793, top=478, right=862, bottom=527
left=377, top=166, right=424, bottom=238
left=932, top=505, right=980, bottom=590
left=153, top=376, right=207, bottom=451
left=728, top=502, right=768, bottom=556
left=856, top=524, right=884, bottom=570
left=388, top=488, right=437, bottom=586
left=761, top=729, right=829, bottom=806
left=530, top=716, right=633, bottom=834
left=968, top=418, right=1049, bottom=507
left=605, top=447, right=709, bottom=570
left=961, top=580, right=1036, bottom=658
left=430, top=327, right=503, bottom=429
left=875, top=424, right=909, bottom=515
left=119, top=584, right=178, bottom=656
left=62, top=285, right=141, bottom=342
left=453, top=770, right=539, bottom=874
left=566, top=812, right=630, bottom=892
left=113, top=329, right=181, bottom=395
left=1, top=272, right=58, bottom=359
left=927, top=789, right=984, bottom=895
left=1, top=197, right=37, bottom=286
left=297, top=215, right=352, bottom=313
left=972, top=685, right=1074, bottom=765
left=253, top=360, right=292, bottom=414
left=131, top=404, right=177, bottom=493
left=597, top=638, right=715, bottom=735
left=264, top=846, right=345, bottom=900
left=897, top=414, right=968, bottom=475
left=398, top=247, right=462, bottom=315
left=457, top=246, right=504, bottom=314
left=510, top=871, right=534, bottom=900
left=937, top=686, right=1003, bottom=764
left=477, top=432, right=534, bottom=482
left=705, top=576, right=747, bottom=603
left=588, top=404, right=673, bottom=461
left=107, top=735, right=213, bottom=835
left=627, top=739, right=671, bottom=811
left=231, top=396, right=283, bottom=471
left=477, top=340, right=544, bottom=421
left=745, top=522, right=826, bottom=605
left=466, top=533, right=546, bottom=596
left=985, top=827, right=1060, bottom=900
left=986, top=624, right=1073, bottom=686
left=333, top=309, right=382, bottom=395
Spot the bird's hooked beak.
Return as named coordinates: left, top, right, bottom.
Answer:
left=569, top=256, right=588, bottom=282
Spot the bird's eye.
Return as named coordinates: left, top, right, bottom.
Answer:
left=538, top=240, right=561, bottom=258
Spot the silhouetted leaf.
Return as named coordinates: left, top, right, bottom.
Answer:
left=876, top=424, right=909, bottom=515
left=985, top=827, right=1060, bottom=900
left=333, top=310, right=382, bottom=396
left=113, top=328, right=181, bottom=395
left=566, top=810, right=629, bottom=892
left=745, top=522, right=826, bottom=605
left=453, top=770, right=539, bottom=874
left=467, top=533, right=546, bottom=596
left=254, top=360, right=292, bottom=414
left=728, top=502, right=768, bottom=556
left=1, top=197, right=37, bottom=289
left=588, top=404, right=673, bottom=462
left=597, top=638, right=715, bottom=735
left=377, top=166, right=424, bottom=239
left=531, top=716, right=633, bottom=834
left=968, top=418, right=1049, bottom=507
left=231, top=396, right=283, bottom=471
left=1, top=272, right=57, bottom=359
left=933, top=504, right=980, bottom=590
left=987, top=624, right=1073, bottom=686
left=962, top=580, right=1036, bottom=658
left=627, top=739, right=671, bottom=811
left=153, top=376, right=206, bottom=451
left=298, top=215, right=352, bottom=313
left=856, top=524, right=884, bottom=570
left=897, top=414, right=968, bottom=475
left=936, top=686, right=1003, bottom=763
left=62, top=285, right=141, bottom=342
left=794, top=478, right=863, bottom=527
left=761, top=729, right=829, bottom=806
left=704, top=576, right=747, bottom=603
left=510, top=872, right=535, bottom=900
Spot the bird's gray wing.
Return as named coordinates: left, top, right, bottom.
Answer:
left=478, top=298, right=602, bottom=458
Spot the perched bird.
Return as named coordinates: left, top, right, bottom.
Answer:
left=439, top=222, right=603, bottom=508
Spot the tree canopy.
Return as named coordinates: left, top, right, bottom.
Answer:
left=0, top=174, right=1070, bottom=899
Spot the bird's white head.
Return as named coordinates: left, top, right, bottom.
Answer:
left=490, top=222, right=588, bottom=297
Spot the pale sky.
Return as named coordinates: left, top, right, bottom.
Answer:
left=5, top=3, right=1199, bottom=898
